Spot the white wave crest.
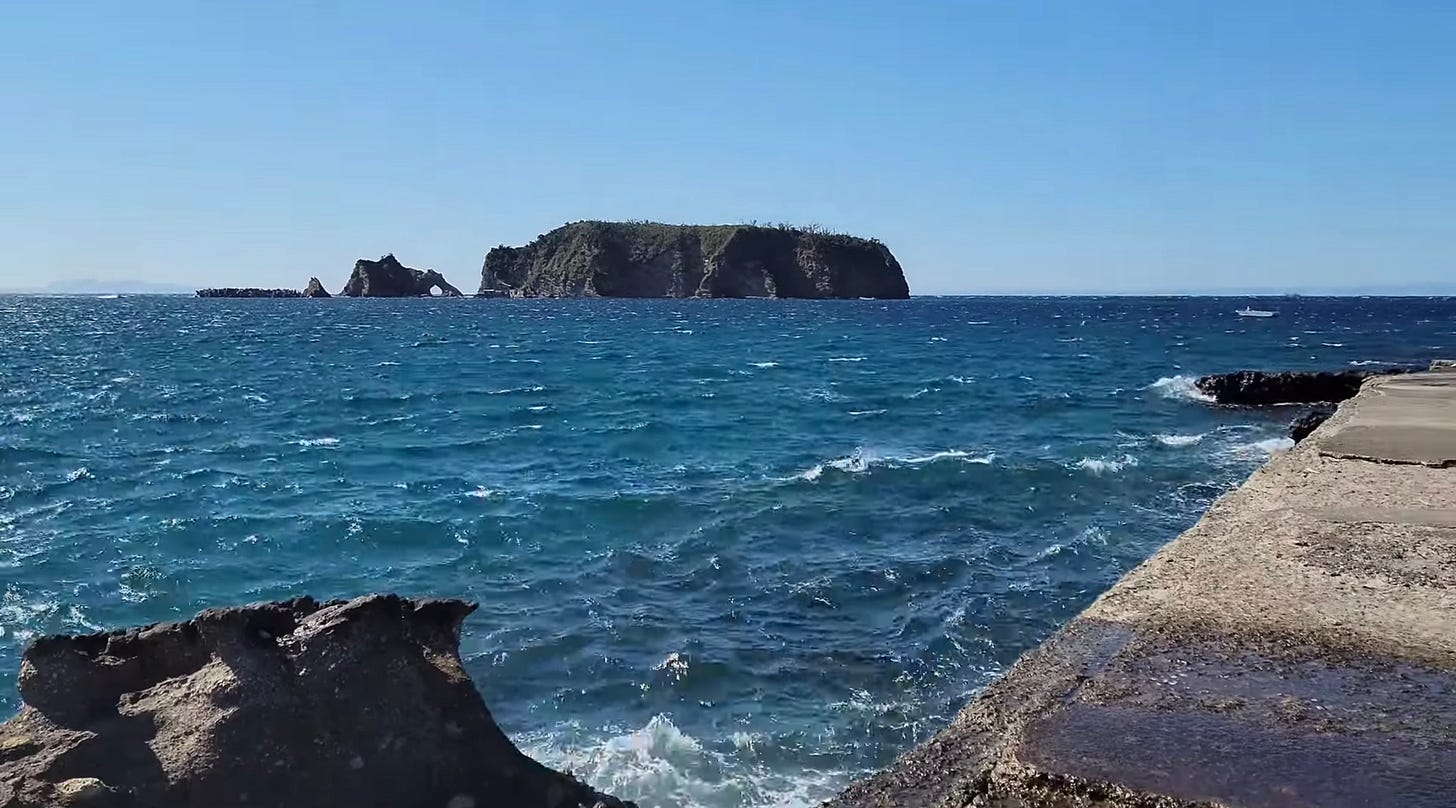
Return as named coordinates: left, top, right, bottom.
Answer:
left=1073, top=454, right=1139, bottom=475
left=904, top=449, right=995, bottom=465
left=749, top=361, right=779, bottom=368
left=525, top=715, right=844, bottom=808
left=293, top=437, right=340, bottom=447
left=1147, top=375, right=1214, bottom=403
left=827, top=357, right=865, bottom=362
left=794, top=448, right=994, bottom=481
left=1155, top=433, right=1205, bottom=447
left=1229, top=437, right=1295, bottom=458
left=797, top=465, right=825, bottom=482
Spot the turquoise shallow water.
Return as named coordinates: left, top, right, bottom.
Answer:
left=1, top=295, right=1452, bottom=806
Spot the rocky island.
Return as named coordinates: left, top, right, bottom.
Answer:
left=195, top=288, right=303, bottom=298
left=302, top=277, right=331, bottom=298
left=194, top=257, right=463, bottom=299
left=344, top=255, right=463, bottom=298
left=479, top=221, right=910, bottom=299
left=0, top=595, right=632, bottom=808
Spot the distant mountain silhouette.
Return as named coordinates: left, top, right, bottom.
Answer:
left=1, top=279, right=195, bottom=295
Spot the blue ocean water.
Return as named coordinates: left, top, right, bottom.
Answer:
left=1, top=295, right=1452, bottom=806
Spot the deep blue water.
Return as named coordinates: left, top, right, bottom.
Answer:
left=1, top=295, right=1452, bottom=806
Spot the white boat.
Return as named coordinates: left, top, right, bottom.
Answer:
left=1236, top=307, right=1276, bottom=318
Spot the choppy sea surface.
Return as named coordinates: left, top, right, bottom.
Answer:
left=2, top=295, right=1452, bottom=806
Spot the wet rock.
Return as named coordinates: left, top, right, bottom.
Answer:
left=481, top=221, right=909, bottom=299
left=302, top=277, right=331, bottom=298
left=343, top=254, right=463, bottom=297
left=0, top=594, right=634, bottom=808
left=1290, top=408, right=1335, bottom=443
left=1195, top=368, right=1413, bottom=406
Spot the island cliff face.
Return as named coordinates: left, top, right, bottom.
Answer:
left=343, top=254, right=463, bottom=297
left=302, top=277, right=331, bottom=298
left=0, top=595, right=633, bottom=808
left=480, top=222, right=910, bottom=299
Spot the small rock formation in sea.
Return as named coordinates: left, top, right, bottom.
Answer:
left=343, top=254, right=464, bottom=297
left=302, top=277, right=331, bottom=298
left=1195, top=368, right=1413, bottom=406
left=479, top=221, right=910, bottom=298
left=0, top=594, right=634, bottom=808
left=195, top=288, right=303, bottom=298
left=1289, top=407, right=1335, bottom=442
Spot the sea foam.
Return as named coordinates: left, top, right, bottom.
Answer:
left=1147, top=375, right=1215, bottom=403
left=795, top=448, right=994, bottom=481
left=526, top=715, right=845, bottom=808
left=1073, top=454, right=1139, bottom=475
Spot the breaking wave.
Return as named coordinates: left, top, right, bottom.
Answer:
left=1154, top=433, right=1205, bottom=447
left=525, top=715, right=847, bottom=808
left=1072, top=454, right=1139, bottom=475
left=794, top=448, right=995, bottom=481
left=1147, top=375, right=1214, bottom=403
left=1228, top=437, right=1295, bottom=458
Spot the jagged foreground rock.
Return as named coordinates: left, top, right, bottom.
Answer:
left=0, top=595, right=633, bottom=808
left=480, top=221, right=910, bottom=299
left=344, top=255, right=463, bottom=297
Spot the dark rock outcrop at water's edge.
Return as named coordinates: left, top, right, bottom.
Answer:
left=1195, top=368, right=1415, bottom=406
left=344, top=254, right=464, bottom=297
left=480, top=221, right=910, bottom=298
left=196, top=288, right=302, bottom=298
left=0, top=594, right=635, bottom=808
left=1289, top=407, right=1335, bottom=443
left=302, top=277, right=331, bottom=298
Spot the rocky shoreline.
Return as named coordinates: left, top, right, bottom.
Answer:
left=0, top=595, right=633, bottom=808
left=1193, top=368, right=1414, bottom=406
left=1194, top=367, right=1419, bottom=443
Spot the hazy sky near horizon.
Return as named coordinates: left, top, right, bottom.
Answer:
left=3, top=1, right=1454, bottom=294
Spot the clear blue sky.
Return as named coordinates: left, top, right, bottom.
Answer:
left=3, top=1, right=1453, bottom=294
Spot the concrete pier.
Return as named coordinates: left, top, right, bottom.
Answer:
left=828, top=366, right=1456, bottom=808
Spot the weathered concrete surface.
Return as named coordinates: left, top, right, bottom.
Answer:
left=827, top=366, right=1456, bottom=808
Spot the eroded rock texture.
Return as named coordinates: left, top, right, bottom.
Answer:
left=0, top=595, right=632, bottom=808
